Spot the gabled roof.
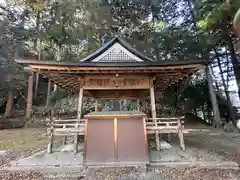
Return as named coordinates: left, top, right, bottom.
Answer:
left=15, top=37, right=208, bottom=92
left=80, top=37, right=154, bottom=62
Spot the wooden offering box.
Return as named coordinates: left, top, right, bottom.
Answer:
left=83, top=111, right=149, bottom=166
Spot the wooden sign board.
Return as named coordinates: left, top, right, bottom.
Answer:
left=83, top=75, right=151, bottom=90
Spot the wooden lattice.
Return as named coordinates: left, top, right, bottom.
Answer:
left=99, top=47, right=135, bottom=62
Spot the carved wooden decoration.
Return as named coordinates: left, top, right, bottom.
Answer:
left=83, top=75, right=151, bottom=90
left=91, top=90, right=145, bottom=99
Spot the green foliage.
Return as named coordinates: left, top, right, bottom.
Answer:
left=0, top=9, right=27, bottom=106
left=0, top=0, right=239, bottom=125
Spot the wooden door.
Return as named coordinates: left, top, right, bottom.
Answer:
left=117, top=118, right=148, bottom=162
left=85, top=119, right=115, bottom=163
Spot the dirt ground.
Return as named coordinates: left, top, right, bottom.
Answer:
left=0, top=128, right=48, bottom=166
left=183, top=130, right=240, bottom=165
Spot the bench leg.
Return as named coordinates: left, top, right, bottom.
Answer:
left=178, top=130, right=185, bottom=151
left=63, top=136, right=67, bottom=145
left=74, top=133, right=79, bottom=153
left=47, top=132, right=54, bottom=154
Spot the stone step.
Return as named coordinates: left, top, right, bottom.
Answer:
left=148, top=161, right=239, bottom=170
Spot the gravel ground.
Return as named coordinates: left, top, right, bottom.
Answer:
left=0, top=151, right=18, bottom=166
left=0, top=167, right=239, bottom=180
left=0, top=128, right=239, bottom=180
left=0, top=128, right=49, bottom=166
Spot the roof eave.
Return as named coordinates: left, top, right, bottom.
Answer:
left=15, top=58, right=208, bottom=68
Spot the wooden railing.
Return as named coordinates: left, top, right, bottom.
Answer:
left=146, top=116, right=185, bottom=151
left=46, top=118, right=86, bottom=153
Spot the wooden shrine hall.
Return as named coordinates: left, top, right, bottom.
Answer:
left=16, top=37, right=206, bottom=166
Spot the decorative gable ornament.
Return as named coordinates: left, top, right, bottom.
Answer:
left=81, top=37, right=154, bottom=62
left=91, top=43, right=144, bottom=62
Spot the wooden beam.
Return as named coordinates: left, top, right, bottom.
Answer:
left=205, top=66, right=221, bottom=128
left=26, top=75, right=33, bottom=119
left=32, top=66, right=201, bottom=92
left=37, top=69, right=197, bottom=75
left=30, top=64, right=203, bottom=71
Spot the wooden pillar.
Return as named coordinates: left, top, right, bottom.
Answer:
left=150, top=80, right=160, bottom=151
left=77, top=86, right=84, bottom=121
left=26, top=75, right=33, bottom=119
left=137, top=99, right=140, bottom=111
left=75, top=79, right=84, bottom=153
left=47, top=117, right=54, bottom=154
left=205, top=65, right=221, bottom=128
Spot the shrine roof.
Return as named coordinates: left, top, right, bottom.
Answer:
left=15, top=37, right=209, bottom=93
left=16, top=37, right=208, bottom=67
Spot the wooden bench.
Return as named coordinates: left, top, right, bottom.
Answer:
left=146, top=116, right=185, bottom=151
left=46, top=118, right=86, bottom=153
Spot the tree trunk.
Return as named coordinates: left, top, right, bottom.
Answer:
left=33, top=11, right=41, bottom=50
left=34, top=11, right=42, bottom=99
left=26, top=75, right=33, bottom=119
left=209, top=64, right=220, bottom=91
left=46, top=80, right=51, bottom=107
left=185, top=0, right=197, bottom=27
left=226, top=32, right=240, bottom=99
left=215, top=49, right=236, bottom=125
left=205, top=66, right=221, bottom=128
left=4, top=90, right=13, bottom=117
left=202, top=106, right=206, bottom=122
left=34, top=73, right=39, bottom=99
left=193, top=108, right=198, bottom=116
left=53, top=45, right=61, bottom=92
left=174, top=85, right=179, bottom=114
left=226, top=54, right=230, bottom=88
left=34, top=39, right=41, bottom=99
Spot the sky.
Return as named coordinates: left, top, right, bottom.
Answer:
left=0, top=0, right=5, bottom=6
